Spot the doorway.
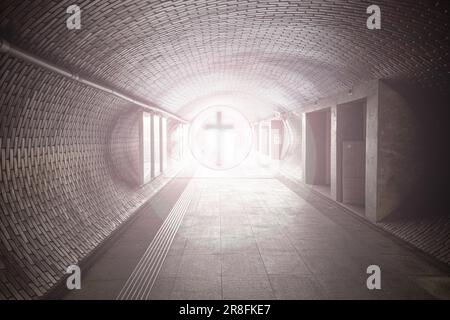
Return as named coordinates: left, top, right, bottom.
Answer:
left=259, top=121, right=271, bottom=164
left=271, top=120, right=284, bottom=160
left=338, top=100, right=367, bottom=213
left=304, top=109, right=331, bottom=193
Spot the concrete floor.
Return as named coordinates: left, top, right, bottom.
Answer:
left=64, top=163, right=449, bottom=300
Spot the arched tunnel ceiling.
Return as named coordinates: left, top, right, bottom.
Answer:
left=1, top=0, right=449, bottom=121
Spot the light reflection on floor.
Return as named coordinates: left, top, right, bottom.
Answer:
left=150, top=158, right=445, bottom=300
left=64, top=153, right=448, bottom=300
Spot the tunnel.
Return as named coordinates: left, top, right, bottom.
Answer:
left=0, top=1, right=449, bottom=301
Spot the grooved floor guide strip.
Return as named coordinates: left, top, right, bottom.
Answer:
left=116, top=182, right=195, bottom=300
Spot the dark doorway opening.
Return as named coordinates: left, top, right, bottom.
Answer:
left=338, top=100, right=367, bottom=214
left=305, top=109, right=331, bottom=194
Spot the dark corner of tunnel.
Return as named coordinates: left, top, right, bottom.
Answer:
left=382, top=80, right=450, bottom=221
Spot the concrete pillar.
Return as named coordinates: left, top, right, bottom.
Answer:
left=365, top=90, right=379, bottom=221
left=259, top=121, right=272, bottom=164
left=161, top=117, right=167, bottom=172
left=179, top=124, right=185, bottom=160
left=325, top=110, right=331, bottom=185
left=253, top=123, right=259, bottom=152
left=301, top=113, right=307, bottom=183
left=150, top=113, right=155, bottom=178
left=177, top=124, right=184, bottom=160
left=330, top=106, right=342, bottom=201
left=139, top=110, right=144, bottom=185
left=140, top=111, right=152, bottom=184
left=271, top=120, right=283, bottom=160
left=371, top=81, right=421, bottom=221
left=363, top=80, right=421, bottom=222
left=183, top=124, right=189, bottom=159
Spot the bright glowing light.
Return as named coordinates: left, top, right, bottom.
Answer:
left=189, top=106, right=252, bottom=170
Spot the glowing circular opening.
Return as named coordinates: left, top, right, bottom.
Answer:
left=189, top=106, right=253, bottom=170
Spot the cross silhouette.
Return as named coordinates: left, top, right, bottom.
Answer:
left=204, top=111, right=234, bottom=166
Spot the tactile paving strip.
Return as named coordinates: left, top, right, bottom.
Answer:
left=116, top=181, right=195, bottom=300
